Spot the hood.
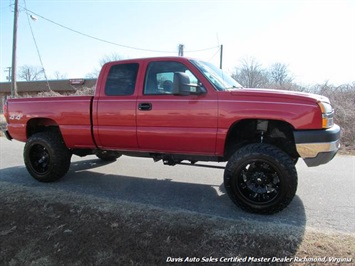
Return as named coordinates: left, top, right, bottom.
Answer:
left=230, top=88, right=330, bottom=104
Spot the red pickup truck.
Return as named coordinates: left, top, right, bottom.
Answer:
left=3, top=56, right=340, bottom=214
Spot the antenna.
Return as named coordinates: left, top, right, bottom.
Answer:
left=220, top=44, right=223, bottom=69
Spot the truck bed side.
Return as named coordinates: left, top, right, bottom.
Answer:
left=6, top=96, right=96, bottom=149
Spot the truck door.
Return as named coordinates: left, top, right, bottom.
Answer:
left=94, top=63, right=139, bottom=150
left=137, top=61, right=218, bottom=154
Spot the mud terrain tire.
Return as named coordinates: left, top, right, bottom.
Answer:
left=24, top=131, right=71, bottom=182
left=224, top=143, right=298, bottom=214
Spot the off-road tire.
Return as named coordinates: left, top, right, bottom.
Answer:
left=224, top=143, right=298, bottom=214
left=24, top=131, right=71, bottom=182
left=96, top=151, right=121, bottom=161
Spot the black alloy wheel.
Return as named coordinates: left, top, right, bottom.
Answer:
left=24, top=131, right=71, bottom=182
left=224, top=143, right=298, bottom=214
left=236, top=160, right=281, bottom=204
left=28, top=143, right=51, bottom=175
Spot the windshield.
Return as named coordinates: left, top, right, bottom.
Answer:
left=190, top=59, right=243, bottom=91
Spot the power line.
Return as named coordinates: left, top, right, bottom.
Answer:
left=22, top=7, right=219, bottom=54
left=208, top=46, right=221, bottom=62
left=23, top=0, right=51, bottom=90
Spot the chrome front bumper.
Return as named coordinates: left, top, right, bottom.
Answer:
left=294, top=125, right=341, bottom=167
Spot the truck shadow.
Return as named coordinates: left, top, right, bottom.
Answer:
left=71, top=158, right=305, bottom=224
left=0, top=157, right=306, bottom=257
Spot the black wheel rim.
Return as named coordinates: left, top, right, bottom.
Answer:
left=29, top=144, right=50, bottom=174
left=234, top=160, right=281, bottom=204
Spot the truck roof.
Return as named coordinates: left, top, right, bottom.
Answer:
left=103, top=56, right=194, bottom=65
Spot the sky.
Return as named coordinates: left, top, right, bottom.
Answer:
left=0, top=0, right=354, bottom=86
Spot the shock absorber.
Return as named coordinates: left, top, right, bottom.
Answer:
left=256, top=120, right=268, bottom=143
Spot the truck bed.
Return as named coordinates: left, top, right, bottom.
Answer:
left=6, top=96, right=95, bottom=148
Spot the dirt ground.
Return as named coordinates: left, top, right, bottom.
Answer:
left=1, top=183, right=354, bottom=266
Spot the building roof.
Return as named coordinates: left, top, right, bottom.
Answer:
left=0, top=79, right=97, bottom=93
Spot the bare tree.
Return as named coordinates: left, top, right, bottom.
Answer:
left=18, top=65, right=44, bottom=81
left=232, top=58, right=269, bottom=88
left=269, top=63, right=293, bottom=86
left=86, top=53, right=123, bottom=78
left=99, top=53, right=122, bottom=67
left=85, top=71, right=99, bottom=79
left=53, top=71, right=68, bottom=80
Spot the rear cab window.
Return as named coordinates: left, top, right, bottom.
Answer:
left=105, top=63, right=139, bottom=96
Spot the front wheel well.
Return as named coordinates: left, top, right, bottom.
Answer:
left=224, top=119, right=299, bottom=160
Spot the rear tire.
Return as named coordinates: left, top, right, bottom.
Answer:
left=224, top=143, right=297, bottom=214
left=96, top=150, right=121, bottom=161
left=24, top=131, right=71, bottom=182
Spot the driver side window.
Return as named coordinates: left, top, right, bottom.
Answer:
left=144, top=61, right=199, bottom=95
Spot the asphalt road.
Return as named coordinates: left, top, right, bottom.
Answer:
left=0, top=137, right=354, bottom=234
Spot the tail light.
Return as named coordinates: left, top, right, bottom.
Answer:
left=3, top=99, right=9, bottom=122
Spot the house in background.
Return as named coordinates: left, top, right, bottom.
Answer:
left=0, top=79, right=96, bottom=113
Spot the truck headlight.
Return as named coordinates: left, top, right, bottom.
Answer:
left=318, top=101, right=334, bottom=128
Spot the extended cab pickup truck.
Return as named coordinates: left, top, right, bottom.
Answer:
left=3, top=57, right=340, bottom=214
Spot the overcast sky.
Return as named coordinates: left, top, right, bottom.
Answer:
left=0, top=0, right=354, bottom=85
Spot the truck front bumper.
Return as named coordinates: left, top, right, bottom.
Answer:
left=294, top=124, right=341, bottom=167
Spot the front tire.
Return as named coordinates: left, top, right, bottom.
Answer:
left=224, top=143, right=298, bottom=214
left=24, top=131, right=71, bottom=182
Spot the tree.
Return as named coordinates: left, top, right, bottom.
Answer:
left=18, top=65, right=44, bottom=81
left=232, top=58, right=269, bottom=88
left=99, top=53, right=122, bottom=67
left=86, top=53, right=123, bottom=78
left=268, top=63, right=293, bottom=86
left=53, top=71, right=67, bottom=80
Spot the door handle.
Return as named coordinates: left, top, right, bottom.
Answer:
left=138, top=102, right=152, bottom=111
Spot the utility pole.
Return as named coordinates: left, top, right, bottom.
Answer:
left=219, top=44, right=223, bottom=69
left=178, top=44, right=184, bottom=56
left=11, top=0, right=19, bottom=97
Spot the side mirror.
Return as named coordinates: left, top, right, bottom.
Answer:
left=173, top=72, right=206, bottom=96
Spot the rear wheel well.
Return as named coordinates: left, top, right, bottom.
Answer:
left=224, top=119, right=299, bottom=160
left=26, top=118, right=60, bottom=138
